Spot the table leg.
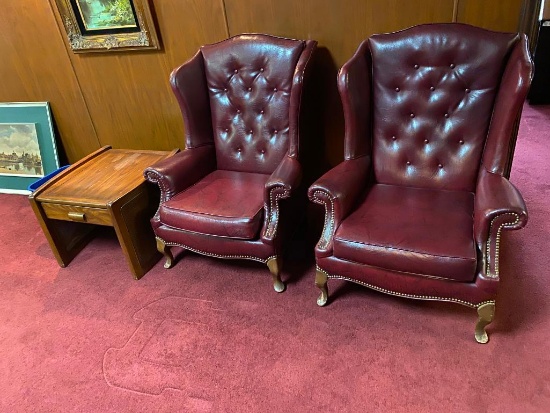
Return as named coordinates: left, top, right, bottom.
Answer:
left=29, top=198, right=95, bottom=267
left=109, top=185, right=161, bottom=279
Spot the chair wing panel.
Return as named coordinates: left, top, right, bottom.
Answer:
left=170, top=51, right=214, bottom=149
left=338, top=39, right=373, bottom=160
left=482, top=35, right=534, bottom=176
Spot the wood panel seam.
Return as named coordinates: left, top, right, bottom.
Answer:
left=453, top=0, right=459, bottom=21
left=220, top=0, right=231, bottom=38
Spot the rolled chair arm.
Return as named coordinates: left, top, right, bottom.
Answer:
left=474, top=167, right=528, bottom=279
left=144, top=145, right=216, bottom=203
left=308, top=155, right=371, bottom=256
left=262, top=156, right=302, bottom=243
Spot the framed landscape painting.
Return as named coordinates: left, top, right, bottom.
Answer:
left=0, top=103, right=60, bottom=194
left=54, top=0, right=160, bottom=52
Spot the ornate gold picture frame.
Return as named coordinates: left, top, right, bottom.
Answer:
left=53, top=0, right=160, bottom=52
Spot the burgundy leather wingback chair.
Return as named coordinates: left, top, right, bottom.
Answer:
left=308, top=24, right=532, bottom=343
left=145, top=34, right=316, bottom=292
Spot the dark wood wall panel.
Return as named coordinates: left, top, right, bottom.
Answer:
left=225, top=0, right=455, bottom=69
left=50, top=0, right=228, bottom=154
left=457, top=0, right=524, bottom=32
left=0, top=0, right=99, bottom=162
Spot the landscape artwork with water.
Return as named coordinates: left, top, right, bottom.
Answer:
left=76, top=0, right=137, bottom=31
left=0, top=124, right=43, bottom=177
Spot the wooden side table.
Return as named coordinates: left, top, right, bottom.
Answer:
left=29, top=146, right=178, bottom=279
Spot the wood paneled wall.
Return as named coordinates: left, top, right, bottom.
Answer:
left=0, top=0, right=526, bottom=168
left=226, top=0, right=455, bottom=68
left=0, top=0, right=99, bottom=162
left=457, top=0, right=524, bottom=32
left=48, top=0, right=229, bottom=155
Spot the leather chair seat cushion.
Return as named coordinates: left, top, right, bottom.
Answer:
left=159, top=170, right=269, bottom=239
left=333, top=184, right=477, bottom=282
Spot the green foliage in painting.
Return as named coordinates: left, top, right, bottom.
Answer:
left=107, top=0, right=134, bottom=26
left=77, top=0, right=136, bottom=29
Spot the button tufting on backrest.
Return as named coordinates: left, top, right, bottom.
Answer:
left=368, top=25, right=518, bottom=191
left=201, top=35, right=305, bottom=174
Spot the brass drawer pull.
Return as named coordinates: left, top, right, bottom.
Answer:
left=68, top=212, right=86, bottom=222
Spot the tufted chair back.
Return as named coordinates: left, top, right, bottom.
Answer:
left=368, top=25, right=518, bottom=191
left=200, top=35, right=306, bottom=174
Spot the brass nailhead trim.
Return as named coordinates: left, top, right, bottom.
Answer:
left=145, top=170, right=168, bottom=202
left=485, top=212, right=520, bottom=278
left=145, top=170, right=169, bottom=219
left=311, top=190, right=335, bottom=250
left=159, top=237, right=273, bottom=264
left=264, top=187, right=290, bottom=238
left=317, top=267, right=495, bottom=309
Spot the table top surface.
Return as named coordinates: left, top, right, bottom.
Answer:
left=36, top=148, right=172, bottom=207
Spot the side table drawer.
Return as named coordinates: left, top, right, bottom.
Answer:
left=42, top=203, right=112, bottom=226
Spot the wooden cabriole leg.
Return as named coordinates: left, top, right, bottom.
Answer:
left=267, top=256, right=285, bottom=293
left=156, top=238, right=175, bottom=269
left=475, top=302, right=496, bottom=344
left=315, top=269, right=329, bottom=306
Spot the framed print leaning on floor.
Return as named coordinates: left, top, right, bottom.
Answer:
left=53, top=0, right=160, bottom=52
left=0, top=103, right=60, bottom=194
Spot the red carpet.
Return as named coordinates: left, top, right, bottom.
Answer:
left=1, top=104, right=549, bottom=412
